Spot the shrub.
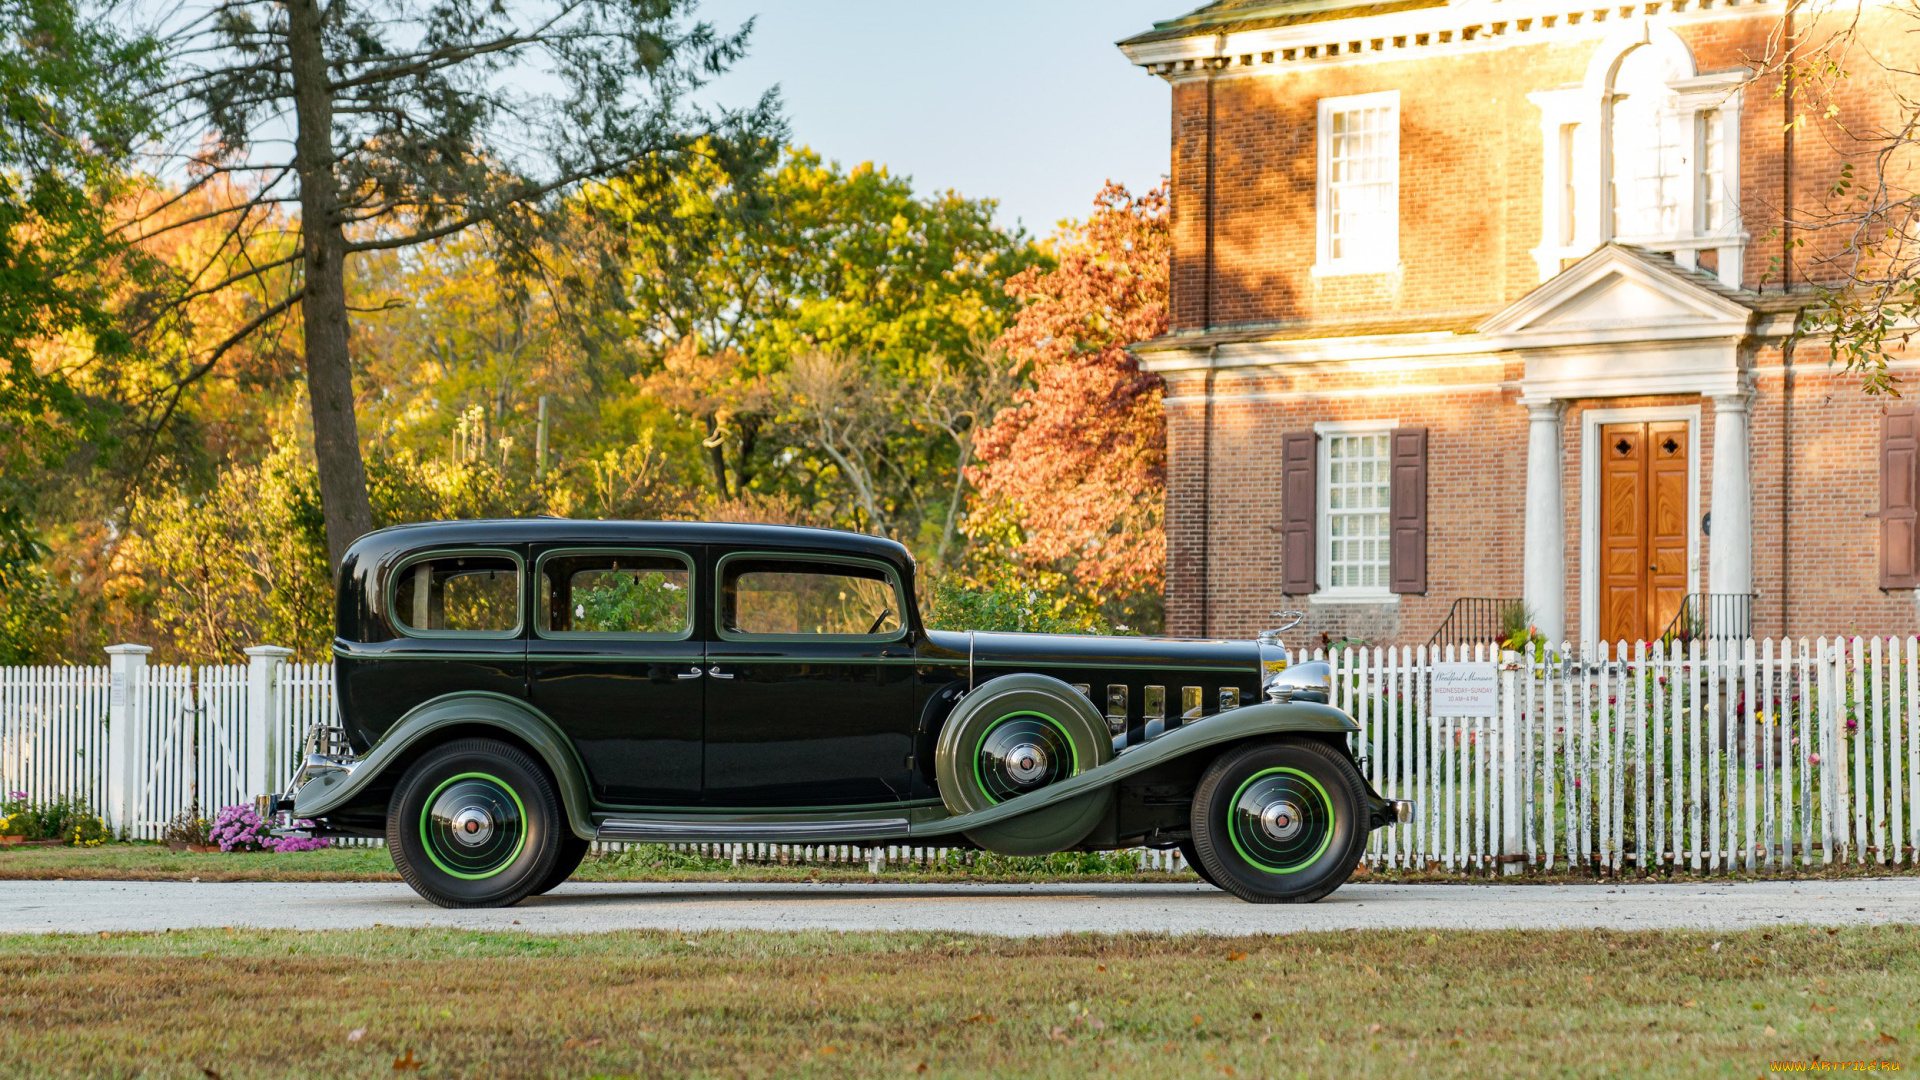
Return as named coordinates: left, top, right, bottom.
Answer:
left=208, top=804, right=330, bottom=853
left=2, top=792, right=108, bottom=845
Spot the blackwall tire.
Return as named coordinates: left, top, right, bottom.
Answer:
left=1178, top=839, right=1220, bottom=888
left=530, top=833, right=590, bottom=896
left=386, top=737, right=563, bottom=909
left=1189, top=737, right=1368, bottom=905
left=933, top=674, right=1112, bottom=855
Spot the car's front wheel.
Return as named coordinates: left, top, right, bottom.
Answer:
left=1189, top=737, right=1368, bottom=904
left=387, top=737, right=563, bottom=909
left=530, top=834, right=591, bottom=896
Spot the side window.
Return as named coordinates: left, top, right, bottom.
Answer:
left=538, top=552, right=691, bottom=637
left=392, top=553, right=520, bottom=635
left=720, top=557, right=902, bottom=638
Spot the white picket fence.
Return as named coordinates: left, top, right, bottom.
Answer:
left=1341, top=638, right=1918, bottom=872
left=1, top=639, right=1913, bottom=873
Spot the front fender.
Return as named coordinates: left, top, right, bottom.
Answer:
left=912, top=698, right=1358, bottom=840
left=292, top=692, right=597, bottom=840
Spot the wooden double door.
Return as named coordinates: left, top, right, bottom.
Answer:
left=1598, top=420, right=1690, bottom=645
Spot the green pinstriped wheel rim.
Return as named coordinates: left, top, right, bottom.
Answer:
left=1226, top=767, right=1335, bottom=875
left=972, top=711, right=1080, bottom=804
left=419, top=772, right=527, bottom=880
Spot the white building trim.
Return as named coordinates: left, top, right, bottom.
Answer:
left=1118, top=0, right=1838, bottom=80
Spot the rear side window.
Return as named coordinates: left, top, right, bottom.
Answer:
left=538, top=551, right=691, bottom=638
left=392, top=553, right=521, bottom=636
left=719, top=556, right=902, bottom=638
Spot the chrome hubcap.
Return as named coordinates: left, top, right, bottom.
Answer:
left=449, top=806, right=494, bottom=847
left=1259, top=800, right=1303, bottom=843
left=1005, top=742, right=1050, bottom=785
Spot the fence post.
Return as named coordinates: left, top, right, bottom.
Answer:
left=103, top=644, right=152, bottom=835
left=244, top=646, right=295, bottom=803
left=1501, top=648, right=1523, bottom=875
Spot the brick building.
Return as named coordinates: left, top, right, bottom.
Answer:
left=1117, top=0, right=1920, bottom=647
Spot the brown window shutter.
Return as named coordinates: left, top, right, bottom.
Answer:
left=1281, top=431, right=1318, bottom=595
left=1389, top=426, right=1429, bottom=595
left=1881, top=408, right=1920, bottom=589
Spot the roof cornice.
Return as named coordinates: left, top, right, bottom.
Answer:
left=1118, top=0, right=1807, bottom=80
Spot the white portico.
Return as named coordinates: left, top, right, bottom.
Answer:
left=1479, top=244, right=1767, bottom=646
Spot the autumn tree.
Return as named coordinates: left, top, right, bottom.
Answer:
left=609, top=146, right=1041, bottom=550
left=968, top=182, right=1169, bottom=620
left=138, top=0, right=778, bottom=564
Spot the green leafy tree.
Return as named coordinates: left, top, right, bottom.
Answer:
left=0, top=0, right=160, bottom=660
left=610, top=147, right=1044, bottom=555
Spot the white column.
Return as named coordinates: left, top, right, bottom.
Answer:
left=243, top=646, right=295, bottom=803
left=1523, top=401, right=1567, bottom=643
left=1709, top=392, right=1753, bottom=598
left=104, top=643, right=152, bottom=836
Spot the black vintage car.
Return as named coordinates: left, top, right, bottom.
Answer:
left=276, top=519, right=1409, bottom=907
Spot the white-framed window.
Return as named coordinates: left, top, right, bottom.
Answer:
left=1315, top=421, right=1397, bottom=600
left=1315, top=91, right=1400, bottom=274
left=1530, top=30, right=1746, bottom=287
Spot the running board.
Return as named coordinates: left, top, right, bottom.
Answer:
left=596, top=817, right=912, bottom=844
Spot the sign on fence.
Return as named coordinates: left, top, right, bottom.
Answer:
left=1429, top=661, right=1500, bottom=716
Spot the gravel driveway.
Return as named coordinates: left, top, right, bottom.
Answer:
left=1, top=879, right=1915, bottom=936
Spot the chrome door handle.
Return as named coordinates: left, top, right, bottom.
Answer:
left=707, top=666, right=735, bottom=680
left=676, top=667, right=703, bottom=680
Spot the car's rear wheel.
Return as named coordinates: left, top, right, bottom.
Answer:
left=531, top=834, right=590, bottom=896
left=1189, top=737, right=1368, bottom=904
left=1177, top=839, right=1219, bottom=888
left=387, top=738, right=562, bottom=909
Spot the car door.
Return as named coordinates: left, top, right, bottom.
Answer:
left=528, top=545, right=704, bottom=805
left=701, top=550, right=915, bottom=807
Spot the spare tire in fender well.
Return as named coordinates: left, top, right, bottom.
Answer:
left=931, top=672, right=1114, bottom=855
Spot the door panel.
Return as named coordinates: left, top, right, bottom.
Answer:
left=1596, top=420, right=1691, bottom=645
left=1599, top=424, right=1646, bottom=646
left=528, top=547, right=704, bottom=805
left=702, top=552, right=916, bottom=808
left=1647, top=421, right=1691, bottom=640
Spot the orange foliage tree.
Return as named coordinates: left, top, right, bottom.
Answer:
left=967, top=182, right=1169, bottom=614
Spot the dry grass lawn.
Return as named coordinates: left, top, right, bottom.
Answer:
left=1, top=925, right=1915, bottom=1078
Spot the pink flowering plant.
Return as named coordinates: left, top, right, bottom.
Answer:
left=209, top=804, right=330, bottom=853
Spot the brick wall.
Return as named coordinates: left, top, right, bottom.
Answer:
left=1149, top=5, right=1920, bottom=645
left=1162, top=6, right=1914, bottom=334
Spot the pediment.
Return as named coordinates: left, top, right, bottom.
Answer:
left=1481, top=245, right=1754, bottom=343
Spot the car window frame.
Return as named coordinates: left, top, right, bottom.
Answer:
left=712, top=550, right=909, bottom=645
left=532, top=546, right=697, bottom=643
left=387, top=547, right=526, bottom=641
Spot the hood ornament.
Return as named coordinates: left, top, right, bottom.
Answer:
left=1255, top=610, right=1305, bottom=647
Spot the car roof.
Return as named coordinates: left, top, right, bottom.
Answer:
left=344, top=518, right=914, bottom=566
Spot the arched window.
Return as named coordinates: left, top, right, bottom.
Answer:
left=1607, top=44, right=1686, bottom=240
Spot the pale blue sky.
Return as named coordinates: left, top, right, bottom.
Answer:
left=695, top=0, right=1182, bottom=235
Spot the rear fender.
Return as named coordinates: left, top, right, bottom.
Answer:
left=291, top=692, right=596, bottom=840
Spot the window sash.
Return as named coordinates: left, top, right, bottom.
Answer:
left=1318, top=93, right=1399, bottom=268
left=1321, top=432, right=1393, bottom=592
